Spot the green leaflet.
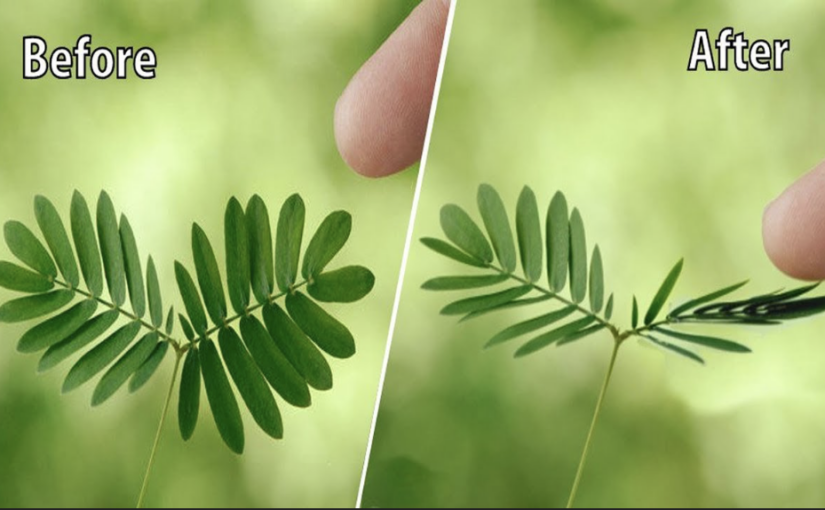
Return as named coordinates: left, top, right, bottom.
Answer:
left=605, top=293, right=614, bottom=320
left=589, top=246, right=604, bottom=313
left=225, top=198, right=251, bottom=315
left=199, top=338, right=245, bottom=454
left=4, top=220, right=56, bottom=277
left=654, top=327, right=751, bottom=353
left=307, top=266, right=375, bottom=303
left=643, top=334, right=704, bottom=365
left=568, top=208, right=587, bottom=304
left=286, top=291, right=356, bottom=359
left=18, top=299, right=97, bottom=353
left=219, top=327, right=283, bottom=440
left=556, top=324, right=607, bottom=347
left=631, top=296, right=638, bottom=329
left=35, top=195, right=79, bottom=288
left=71, top=191, right=104, bottom=297
left=515, top=316, right=597, bottom=357
left=119, top=215, right=146, bottom=318
left=669, top=280, right=748, bottom=317
left=179, top=314, right=196, bottom=341
left=742, top=284, right=819, bottom=312
left=441, top=285, right=532, bottom=316
left=275, top=194, right=305, bottom=293
left=96, top=192, right=126, bottom=306
left=179, top=347, right=201, bottom=441
left=262, top=303, right=333, bottom=391
left=147, top=257, right=163, bottom=328
left=440, top=204, right=493, bottom=263
left=302, top=211, right=351, bottom=279
left=239, top=316, right=311, bottom=408
left=62, top=320, right=141, bottom=393
left=0, top=261, right=54, bottom=293
left=645, top=259, right=683, bottom=325
left=516, top=186, right=542, bottom=283
left=39, top=310, right=119, bottom=372
left=421, top=274, right=508, bottom=291
left=755, top=296, right=825, bottom=320
left=477, top=184, right=516, bottom=273
left=485, top=305, right=576, bottom=348
left=129, top=341, right=169, bottom=393
left=192, top=224, right=227, bottom=326
left=0, top=289, right=73, bottom=323
left=460, top=294, right=552, bottom=322
left=546, top=191, right=569, bottom=293
left=420, top=238, right=487, bottom=268
left=165, top=306, right=175, bottom=335
left=92, top=332, right=158, bottom=406
left=246, top=195, right=274, bottom=304
left=175, top=262, right=207, bottom=337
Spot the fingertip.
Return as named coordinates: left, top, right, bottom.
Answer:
left=762, top=161, right=825, bottom=280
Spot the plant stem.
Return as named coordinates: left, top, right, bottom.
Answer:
left=136, top=352, right=182, bottom=509
left=566, top=338, right=621, bottom=509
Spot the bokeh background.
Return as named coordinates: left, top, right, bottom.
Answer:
left=363, top=0, right=825, bottom=507
left=0, top=0, right=424, bottom=507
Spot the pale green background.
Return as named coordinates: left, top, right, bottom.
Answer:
left=364, top=0, right=825, bottom=507
left=0, top=0, right=422, bottom=507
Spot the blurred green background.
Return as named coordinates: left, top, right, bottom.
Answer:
left=363, top=0, right=825, bottom=507
left=0, top=0, right=423, bottom=507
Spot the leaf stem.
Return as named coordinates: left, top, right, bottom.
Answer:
left=566, top=337, right=621, bottom=508
left=136, top=351, right=182, bottom=509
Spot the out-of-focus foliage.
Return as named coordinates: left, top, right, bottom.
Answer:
left=0, top=0, right=420, bottom=506
left=363, top=0, right=825, bottom=507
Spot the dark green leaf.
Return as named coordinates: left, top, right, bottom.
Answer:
left=263, top=303, right=332, bottom=391
left=179, top=347, right=201, bottom=441
left=129, top=341, right=169, bottom=393
left=200, top=338, right=244, bottom=454
left=654, top=327, right=751, bottom=353
left=92, top=332, right=157, bottom=406
left=165, top=306, right=175, bottom=335
left=63, top=321, right=141, bottom=392
left=286, top=291, right=355, bottom=359
left=440, top=204, right=493, bottom=263
left=697, top=289, right=782, bottom=315
left=0, top=289, right=73, bottom=323
left=515, top=316, right=597, bottom=358
left=485, top=306, right=576, bottom=348
left=302, top=211, right=351, bottom=279
left=477, top=184, right=516, bottom=273
left=239, top=316, right=311, bottom=408
left=119, top=215, right=146, bottom=318
left=757, top=296, right=825, bottom=320
left=246, top=195, right=274, bottom=304
left=605, top=293, right=614, bottom=320
left=71, top=191, right=103, bottom=296
left=0, top=261, right=54, bottom=293
left=192, top=224, right=227, bottom=326
left=225, top=198, right=250, bottom=315
left=743, top=284, right=820, bottom=313
left=219, top=328, right=283, bottom=440
left=39, top=310, right=119, bottom=372
left=147, top=257, right=163, bottom=328
left=643, top=334, right=704, bottom=365
left=175, top=262, right=207, bottom=336
left=4, top=220, right=56, bottom=277
left=461, top=294, right=552, bottom=322
left=441, top=285, right=532, bottom=316
left=307, top=266, right=375, bottom=303
left=96, top=192, right=126, bottom=305
left=675, top=315, right=780, bottom=325
left=546, top=191, right=569, bottom=293
left=568, top=208, right=588, bottom=304
left=35, top=195, right=79, bottom=288
left=421, top=274, right=508, bottom=291
left=669, top=280, right=749, bottom=317
left=18, top=299, right=97, bottom=353
left=179, top=314, right=195, bottom=341
left=275, top=194, right=305, bottom=293
left=516, top=186, right=542, bottom=283
left=631, top=295, right=638, bottom=329
left=420, top=238, right=486, bottom=268
left=645, top=259, right=683, bottom=325
left=557, top=324, right=607, bottom=347
left=589, top=246, right=604, bottom=313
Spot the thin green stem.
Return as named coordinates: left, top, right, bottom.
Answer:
left=136, top=351, right=182, bottom=509
left=566, top=338, right=621, bottom=509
